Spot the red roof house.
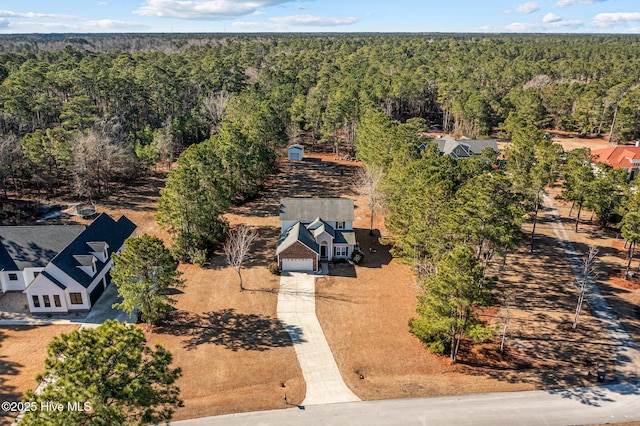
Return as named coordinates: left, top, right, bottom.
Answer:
left=591, top=145, right=640, bottom=179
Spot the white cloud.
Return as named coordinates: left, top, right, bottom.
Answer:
left=543, top=13, right=562, bottom=23
left=0, top=9, right=149, bottom=33
left=506, top=18, right=582, bottom=32
left=85, top=19, right=150, bottom=30
left=556, top=0, right=608, bottom=7
left=98, top=2, right=108, bottom=6
left=506, top=2, right=540, bottom=14
left=269, top=14, right=358, bottom=26
left=133, top=0, right=297, bottom=20
left=0, top=10, right=74, bottom=19
left=592, top=12, right=640, bottom=27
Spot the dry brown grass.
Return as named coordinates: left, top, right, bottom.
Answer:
left=0, top=325, right=80, bottom=426
left=314, top=168, right=617, bottom=401
left=547, top=185, right=640, bottom=348
left=145, top=261, right=304, bottom=421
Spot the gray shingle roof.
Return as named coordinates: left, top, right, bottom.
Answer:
left=51, top=213, right=136, bottom=289
left=0, top=225, right=85, bottom=270
left=334, top=230, right=356, bottom=245
left=436, top=136, right=498, bottom=157
left=306, top=217, right=335, bottom=239
left=461, top=139, right=499, bottom=155
left=276, top=222, right=319, bottom=256
left=280, top=198, right=354, bottom=222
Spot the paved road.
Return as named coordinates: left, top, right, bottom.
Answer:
left=173, top=383, right=640, bottom=426
left=277, top=271, right=360, bottom=405
left=543, top=194, right=640, bottom=383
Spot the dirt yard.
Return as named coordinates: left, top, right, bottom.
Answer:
left=0, top=325, right=80, bottom=426
left=0, top=143, right=631, bottom=421
left=315, top=186, right=616, bottom=401
left=547, top=184, right=640, bottom=348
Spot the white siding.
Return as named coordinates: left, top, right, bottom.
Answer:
left=25, top=274, right=69, bottom=313
left=1, top=271, right=24, bottom=292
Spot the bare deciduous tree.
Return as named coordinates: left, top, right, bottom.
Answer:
left=73, top=128, right=137, bottom=199
left=223, top=225, right=258, bottom=291
left=573, top=246, right=599, bottom=329
left=200, top=91, right=229, bottom=135
left=499, top=290, right=515, bottom=353
left=353, top=165, right=384, bottom=235
left=0, top=134, right=22, bottom=200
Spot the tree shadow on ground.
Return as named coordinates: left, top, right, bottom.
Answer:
left=0, top=327, right=28, bottom=426
left=546, top=383, right=640, bottom=406
left=157, top=308, right=304, bottom=351
left=207, top=226, right=279, bottom=271
left=227, top=157, right=359, bottom=219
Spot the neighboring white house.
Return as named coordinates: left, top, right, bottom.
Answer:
left=0, top=213, right=136, bottom=314
left=287, top=144, right=304, bottom=161
left=277, top=198, right=357, bottom=271
left=433, top=136, right=499, bottom=159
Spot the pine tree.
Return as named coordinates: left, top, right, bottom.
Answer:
left=111, top=234, right=183, bottom=325
left=19, top=321, right=182, bottom=426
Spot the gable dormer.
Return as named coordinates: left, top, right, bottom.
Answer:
left=87, top=241, right=109, bottom=262
left=73, top=255, right=97, bottom=277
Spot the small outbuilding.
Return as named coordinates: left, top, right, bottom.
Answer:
left=287, top=144, right=304, bottom=161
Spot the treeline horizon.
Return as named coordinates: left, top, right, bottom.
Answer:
left=1, top=32, right=639, bottom=202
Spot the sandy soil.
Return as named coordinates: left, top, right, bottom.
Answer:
left=0, top=325, right=80, bottom=426
left=547, top=184, right=640, bottom=348
left=1, top=144, right=631, bottom=422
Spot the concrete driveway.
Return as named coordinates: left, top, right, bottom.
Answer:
left=277, top=271, right=360, bottom=406
left=80, top=283, right=136, bottom=329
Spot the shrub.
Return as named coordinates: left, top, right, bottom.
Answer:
left=351, top=250, right=365, bottom=265
left=268, top=261, right=280, bottom=275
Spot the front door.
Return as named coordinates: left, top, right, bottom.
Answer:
left=320, top=244, right=327, bottom=259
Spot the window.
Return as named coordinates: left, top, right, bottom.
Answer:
left=70, top=293, right=83, bottom=305
left=43, top=295, right=51, bottom=308
left=53, top=295, right=61, bottom=307
left=334, top=246, right=348, bottom=257
left=32, top=295, right=40, bottom=308
left=8, top=273, right=18, bottom=281
left=336, top=222, right=345, bottom=230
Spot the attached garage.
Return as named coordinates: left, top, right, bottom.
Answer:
left=287, top=144, right=304, bottom=161
left=281, top=258, right=314, bottom=271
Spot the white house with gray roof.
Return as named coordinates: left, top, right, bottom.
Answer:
left=435, top=136, right=498, bottom=159
left=0, top=213, right=136, bottom=314
left=277, top=198, right=358, bottom=271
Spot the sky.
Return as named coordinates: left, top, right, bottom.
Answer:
left=0, top=0, right=639, bottom=34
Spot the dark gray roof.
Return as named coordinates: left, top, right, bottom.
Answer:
left=276, top=222, right=319, bottom=256
left=51, top=213, right=136, bottom=289
left=0, top=225, right=85, bottom=271
left=280, top=198, right=354, bottom=222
